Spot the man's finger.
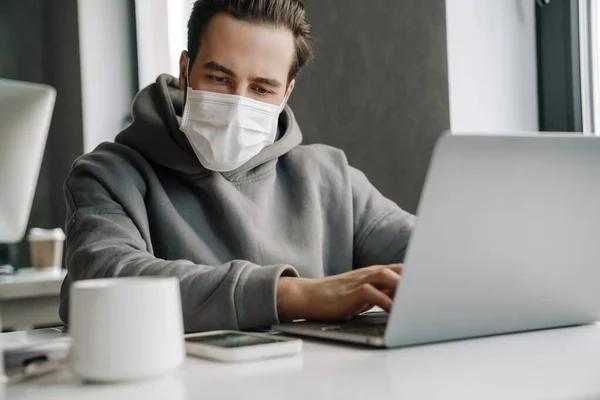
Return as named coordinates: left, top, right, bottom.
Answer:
left=364, top=267, right=401, bottom=292
left=385, top=264, right=403, bottom=275
left=356, top=283, right=394, bottom=312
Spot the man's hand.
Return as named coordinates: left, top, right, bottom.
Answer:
left=277, top=264, right=402, bottom=322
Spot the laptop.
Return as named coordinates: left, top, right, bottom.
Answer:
left=275, top=133, right=600, bottom=348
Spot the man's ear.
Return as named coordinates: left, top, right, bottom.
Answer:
left=282, top=79, right=295, bottom=109
left=178, top=51, right=189, bottom=91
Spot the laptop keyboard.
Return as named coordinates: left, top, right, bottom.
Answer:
left=334, top=324, right=387, bottom=337
left=320, top=313, right=389, bottom=337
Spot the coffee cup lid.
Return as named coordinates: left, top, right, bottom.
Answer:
left=28, top=228, right=66, bottom=242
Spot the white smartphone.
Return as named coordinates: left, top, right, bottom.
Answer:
left=185, top=331, right=302, bottom=362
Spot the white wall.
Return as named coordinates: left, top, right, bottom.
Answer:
left=78, top=0, right=137, bottom=153
left=446, top=0, right=539, bottom=132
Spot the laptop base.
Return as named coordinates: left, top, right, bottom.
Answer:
left=275, top=312, right=388, bottom=347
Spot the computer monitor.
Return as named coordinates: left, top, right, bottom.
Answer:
left=0, top=78, right=56, bottom=243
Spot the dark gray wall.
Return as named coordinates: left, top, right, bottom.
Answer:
left=0, top=0, right=84, bottom=267
left=290, top=0, right=450, bottom=213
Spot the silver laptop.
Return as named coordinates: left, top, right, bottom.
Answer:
left=276, top=133, right=600, bottom=348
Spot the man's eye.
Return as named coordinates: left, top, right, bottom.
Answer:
left=211, top=76, right=228, bottom=83
left=254, top=86, right=270, bottom=95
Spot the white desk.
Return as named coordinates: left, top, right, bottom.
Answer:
left=0, top=269, right=66, bottom=330
left=6, top=324, right=600, bottom=399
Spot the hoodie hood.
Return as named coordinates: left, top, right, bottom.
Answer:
left=116, top=74, right=303, bottom=178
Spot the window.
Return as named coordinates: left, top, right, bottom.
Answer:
left=579, top=0, right=600, bottom=134
left=134, top=0, right=193, bottom=90
left=537, top=0, right=600, bottom=135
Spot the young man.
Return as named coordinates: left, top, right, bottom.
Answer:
left=59, top=0, right=416, bottom=333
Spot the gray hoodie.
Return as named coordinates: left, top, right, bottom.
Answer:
left=59, top=74, right=416, bottom=333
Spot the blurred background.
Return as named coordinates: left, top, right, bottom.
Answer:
left=0, top=0, right=597, bottom=271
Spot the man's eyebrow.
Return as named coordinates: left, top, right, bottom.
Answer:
left=203, top=61, right=236, bottom=76
left=251, top=76, right=283, bottom=88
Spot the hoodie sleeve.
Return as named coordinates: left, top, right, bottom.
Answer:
left=350, top=167, right=417, bottom=269
left=61, top=171, right=297, bottom=333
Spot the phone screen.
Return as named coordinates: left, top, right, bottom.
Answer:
left=186, top=333, right=280, bottom=348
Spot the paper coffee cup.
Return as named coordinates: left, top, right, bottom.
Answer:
left=28, top=228, right=65, bottom=270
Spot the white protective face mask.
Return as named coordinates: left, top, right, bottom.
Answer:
left=179, top=74, right=285, bottom=172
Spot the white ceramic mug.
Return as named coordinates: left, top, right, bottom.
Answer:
left=69, top=277, right=185, bottom=382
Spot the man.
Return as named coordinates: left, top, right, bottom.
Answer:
left=59, top=0, right=416, bottom=333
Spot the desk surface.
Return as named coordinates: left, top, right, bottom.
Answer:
left=0, top=269, right=66, bottom=300
left=6, top=324, right=600, bottom=400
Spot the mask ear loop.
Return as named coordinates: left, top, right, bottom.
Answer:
left=186, top=60, right=192, bottom=89
left=279, top=87, right=289, bottom=113
left=180, top=59, right=193, bottom=128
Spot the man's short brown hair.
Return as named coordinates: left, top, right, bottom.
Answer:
left=187, top=0, right=314, bottom=83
